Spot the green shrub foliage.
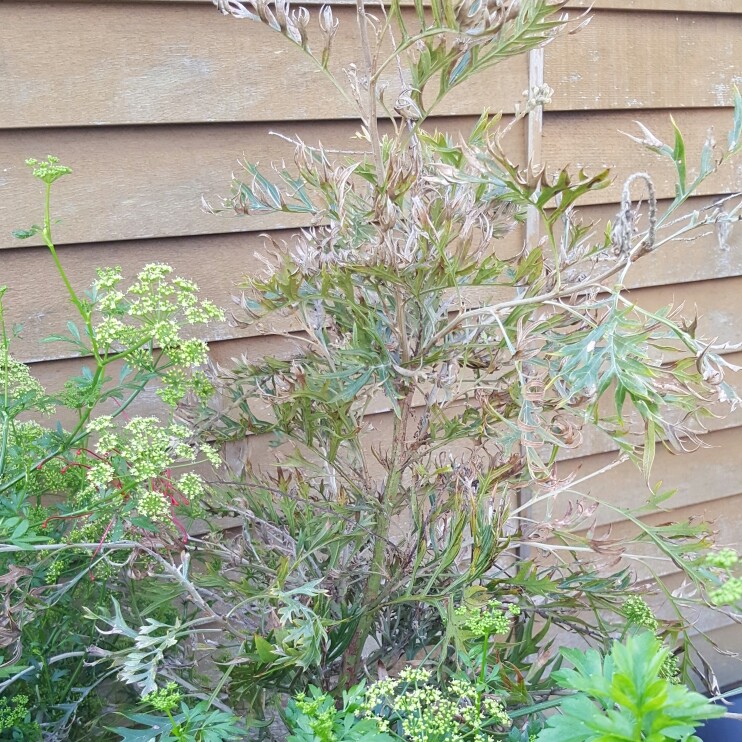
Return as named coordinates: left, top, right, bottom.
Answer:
left=1, top=1, right=741, bottom=739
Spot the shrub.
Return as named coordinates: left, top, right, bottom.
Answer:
left=2, top=0, right=741, bottom=739
left=200, top=0, right=742, bottom=711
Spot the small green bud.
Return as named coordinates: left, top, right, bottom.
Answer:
left=705, top=548, right=739, bottom=569
left=144, top=682, right=182, bottom=712
left=25, top=155, right=72, bottom=184
left=624, top=595, right=658, bottom=632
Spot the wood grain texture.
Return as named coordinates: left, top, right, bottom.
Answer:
left=588, top=494, right=742, bottom=583
left=95, top=0, right=742, bottom=13
left=0, top=225, right=522, bottom=362
left=547, top=11, right=742, bottom=110
left=2, top=5, right=738, bottom=130
left=0, top=2, right=525, bottom=129
left=567, top=0, right=742, bottom=12
left=0, top=116, right=522, bottom=249
left=541, top=427, right=742, bottom=525
left=23, top=336, right=742, bottom=453
left=541, top=108, right=740, bottom=206
left=3, top=198, right=738, bottom=364
left=574, top=196, right=742, bottom=290
left=627, top=274, right=742, bottom=347
left=3, top=108, right=736, bottom=250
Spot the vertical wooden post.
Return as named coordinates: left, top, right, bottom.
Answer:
left=518, top=46, right=546, bottom=559
left=525, top=46, right=545, bottom=252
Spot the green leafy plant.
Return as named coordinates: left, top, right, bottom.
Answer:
left=0, top=160, right=226, bottom=737
left=3, top=1, right=742, bottom=738
left=111, top=695, right=245, bottom=742
left=285, top=684, right=394, bottom=742
left=535, top=632, right=725, bottom=742
left=109, top=682, right=245, bottom=741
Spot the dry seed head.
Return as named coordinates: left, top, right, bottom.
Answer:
left=213, top=0, right=258, bottom=20
left=319, top=4, right=338, bottom=36
left=612, top=172, right=656, bottom=257
left=627, top=121, right=666, bottom=151
left=394, top=90, right=423, bottom=121
left=319, top=4, right=339, bottom=66
left=456, top=0, right=520, bottom=34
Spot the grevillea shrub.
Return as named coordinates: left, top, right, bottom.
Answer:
left=197, top=0, right=741, bottom=730
left=1, top=1, right=741, bottom=739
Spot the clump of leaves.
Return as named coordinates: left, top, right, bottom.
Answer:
left=536, top=632, right=725, bottom=742
left=285, top=684, right=393, bottom=742
left=110, top=697, right=245, bottom=742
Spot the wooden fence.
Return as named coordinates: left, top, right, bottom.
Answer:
left=1, top=0, right=740, bottom=685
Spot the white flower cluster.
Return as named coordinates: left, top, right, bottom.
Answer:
left=137, top=489, right=172, bottom=522
left=361, top=665, right=511, bottom=741
left=90, top=264, right=225, bottom=406
left=25, top=155, right=72, bottom=184
left=79, top=415, right=219, bottom=527
left=1, top=348, right=55, bottom=413
left=454, top=599, right=519, bottom=638
left=513, top=84, right=554, bottom=117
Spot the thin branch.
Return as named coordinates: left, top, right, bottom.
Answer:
left=0, top=652, right=86, bottom=694
left=355, top=0, right=384, bottom=174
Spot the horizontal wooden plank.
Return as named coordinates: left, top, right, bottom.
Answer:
left=584, top=493, right=742, bottom=584
left=628, top=274, right=742, bottom=346
left=12, top=265, right=742, bottom=460
left=8, top=276, right=742, bottom=438
left=541, top=108, right=739, bottom=206
left=567, top=0, right=742, bottom=12
left=3, top=5, right=738, bottom=130
left=25, top=330, right=742, bottom=461
left=0, top=2, right=525, bottom=129
left=2, top=236, right=251, bottom=364
left=570, top=195, right=742, bottom=290
left=0, top=115, right=524, bottom=250
left=14, top=263, right=742, bottom=467
left=4, top=193, right=738, bottom=363
left=19, top=332, right=308, bottom=432
left=589, top=496, right=742, bottom=588
left=548, top=11, right=742, bottom=110
left=3, top=108, right=735, bottom=250
left=96, top=0, right=742, bottom=13
left=210, top=345, right=742, bottom=456
left=539, top=427, right=742, bottom=527
left=1, top=229, right=521, bottom=363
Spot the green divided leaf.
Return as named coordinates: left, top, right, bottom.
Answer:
left=537, top=632, right=725, bottom=742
